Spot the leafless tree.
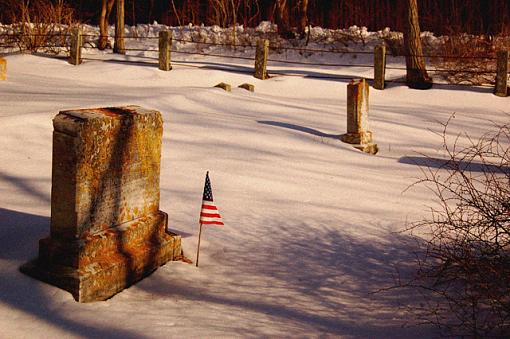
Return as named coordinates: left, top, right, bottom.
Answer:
left=99, top=0, right=114, bottom=50
left=275, top=0, right=292, bottom=38
left=403, top=0, right=432, bottom=89
left=297, top=0, right=309, bottom=39
left=113, top=0, right=125, bottom=54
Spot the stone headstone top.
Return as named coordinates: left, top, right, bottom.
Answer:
left=51, top=106, right=164, bottom=239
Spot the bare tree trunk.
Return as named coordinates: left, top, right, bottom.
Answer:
left=99, top=0, right=115, bottom=50
left=275, top=0, right=293, bottom=38
left=231, top=0, right=237, bottom=48
left=297, top=0, right=309, bottom=38
left=403, top=0, right=432, bottom=89
left=114, top=0, right=125, bottom=54
left=131, top=0, right=136, bottom=26
left=170, top=0, right=181, bottom=26
left=148, top=0, right=154, bottom=23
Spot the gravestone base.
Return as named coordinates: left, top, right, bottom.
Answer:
left=341, top=132, right=378, bottom=155
left=353, top=143, right=379, bottom=155
left=21, top=211, right=181, bottom=302
left=341, top=131, right=373, bottom=145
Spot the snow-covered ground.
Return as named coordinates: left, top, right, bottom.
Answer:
left=0, top=24, right=508, bottom=338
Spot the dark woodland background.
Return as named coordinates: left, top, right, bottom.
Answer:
left=1, top=0, right=509, bottom=35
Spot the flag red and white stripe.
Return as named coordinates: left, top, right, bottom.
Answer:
left=200, top=203, right=223, bottom=225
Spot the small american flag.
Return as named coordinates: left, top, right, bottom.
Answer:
left=199, top=172, right=224, bottom=225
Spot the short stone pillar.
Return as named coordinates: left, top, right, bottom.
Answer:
left=158, top=30, right=172, bottom=71
left=495, top=50, right=508, bottom=97
left=0, top=58, right=6, bottom=80
left=254, top=39, right=269, bottom=80
left=21, top=106, right=182, bottom=302
left=68, top=27, right=82, bottom=66
left=341, top=79, right=378, bottom=154
left=373, top=44, right=386, bottom=90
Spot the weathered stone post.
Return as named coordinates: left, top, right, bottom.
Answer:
left=254, top=39, right=269, bottom=80
left=495, top=50, right=508, bottom=97
left=374, top=44, right=386, bottom=90
left=341, top=79, right=378, bottom=154
left=159, top=30, right=172, bottom=71
left=0, top=58, right=6, bottom=80
left=68, top=27, right=82, bottom=66
left=21, top=106, right=182, bottom=302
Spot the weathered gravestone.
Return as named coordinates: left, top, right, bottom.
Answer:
left=21, top=106, right=182, bottom=302
left=341, top=79, right=378, bottom=154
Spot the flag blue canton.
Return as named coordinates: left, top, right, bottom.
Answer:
left=202, top=172, right=213, bottom=201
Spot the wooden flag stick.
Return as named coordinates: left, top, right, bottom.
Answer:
left=195, top=222, right=203, bottom=267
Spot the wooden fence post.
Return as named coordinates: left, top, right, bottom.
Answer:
left=254, top=39, right=269, bottom=80
left=495, top=50, right=508, bottom=97
left=0, top=58, right=6, bottom=80
left=68, top=27, right=82, bottom=66
left=374, top=44, right=386, bottom=90
left=159, top=30, right=172, bottom=71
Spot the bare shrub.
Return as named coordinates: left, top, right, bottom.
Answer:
left=429, top=32, right=510, bottom=86
left=406, top=117, right=510, bottom=337
left=208, top=0, right=230, bottom=28
left=382, top=34, right=405, bottom=57
left=0, top=0, right=77, bottom=54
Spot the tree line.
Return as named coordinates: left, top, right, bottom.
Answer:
left=1, top=0, right=509, bottom=35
